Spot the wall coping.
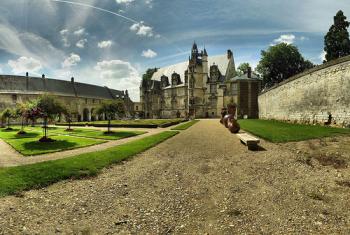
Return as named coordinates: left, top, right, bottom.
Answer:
left=259, top=55, right=350, bottom=95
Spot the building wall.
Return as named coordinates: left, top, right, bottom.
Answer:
left=258, top=56, right=350, bottom=127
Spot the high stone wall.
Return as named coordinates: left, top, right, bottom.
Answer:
left=258, top=55, right=350, bottom=127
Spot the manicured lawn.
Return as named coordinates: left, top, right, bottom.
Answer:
left=92, top=118, right=183, bottom=125
left=5, top=135, right=105, bottom=156
left=238, top=119, right=350, bottom=143
left=50, top=128, right=146, bottom=140
left=171, top=120, right=200, bottom=130
left=0, top=131, right=179, bottom=197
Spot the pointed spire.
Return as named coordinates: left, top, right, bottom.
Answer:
left=203, top=47, right=208, bottom=56
left=192, top=41, right=198, bottom=50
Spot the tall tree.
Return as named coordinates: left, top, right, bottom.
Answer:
left=324, top=10, right=350, bottom=62
left=96, top=100, right=125, bottom=133
left=15, top=103, right=28, bottom=135
left=142, top=68, right=158, bottom=81
left=256, top=43, right=314, bottom=88
left=237, top=62, right=251, bottom=76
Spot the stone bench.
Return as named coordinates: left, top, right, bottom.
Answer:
left=236, top=133, right=260, bottom=150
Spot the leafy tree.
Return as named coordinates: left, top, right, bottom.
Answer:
left=142, top=68, right=158, bottom=81
left=237, top=62, right=251, bottom=76
left=256, top=43, right=314, bottom=88
left=28, top=95, right=66, bottom=142
left=324, top=10, right=350, bottom=62
left=96, top=100, right=125, bottom=133
left=1, top=108, right=15, bottom=130
left=64, top=106, right=79, bottom=131
left=15, top=103, right=28, bottom=134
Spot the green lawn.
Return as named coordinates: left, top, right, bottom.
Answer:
left=238, top=119, right=350, bottom=143
left=0, top=126, right=145, bottom=156
left=50, top=128, right=146, bottom=140
left=0, top=131, right=178, bottom=197
left=5, top=135, right=105, bottom=156
left=171, top=120, right=200, bottom=130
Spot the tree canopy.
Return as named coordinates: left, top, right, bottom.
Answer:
left=256, top=43, right=314, bottom=88
left=324, top=10, right=350, bottom=62
left=237, top=63, right=251, bottom=76
left=96, top=100, right=125, bottom=133
left=142, top=68, right=158, bottom=81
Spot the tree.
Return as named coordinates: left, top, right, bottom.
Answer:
left=142, top=68, right=158, bottom=81
left=237, top=62, right=251, bottom=76
left=324, top=10, right=350, bottom=62
left=64, top=106, right=78, bottom=131
left=15, top=103, right=28, bottom=135
left=96, top=100, right=125, bottom=133
left=29, top=95, right=66, bottom=142
left=256, top=43, right=314, bottom=88
left=1, top=108, right=15, bottom=130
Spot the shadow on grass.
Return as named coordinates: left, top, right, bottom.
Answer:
left=23, top=140, right=78, bottom=153
left=14, top=132, right=41, bottom=139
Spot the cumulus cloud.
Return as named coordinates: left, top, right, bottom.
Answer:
left=76, top=39, right=88, bottom=48
left=130, top=21, right=153, bottom=37
left=116, top=0, right=134, bottom=4
left=319, top=51, right=326, bottom=62
left=73, top=28, right=86, bottom=36
left=98, top=40, right=113, bottom=49
left=60, top=29, right=70, bottom=47
left=142, top=49, right=157, bottom=58
left=272, top=34, right=296, bottom=45
left=8, top=56, right=42, bottom=75
left=62, top=53, right=81, bottom=68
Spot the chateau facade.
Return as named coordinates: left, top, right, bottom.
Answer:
left=140, top=43, right=262, bottom=119
left=0, top=74, right=134, bottom=122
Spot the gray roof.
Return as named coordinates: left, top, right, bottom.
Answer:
left=0, top=75, right=124, bottom=100
left=151, top=55, right=229, bottom=80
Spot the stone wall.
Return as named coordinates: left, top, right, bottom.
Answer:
left=258, top=56, right=350, bottom=127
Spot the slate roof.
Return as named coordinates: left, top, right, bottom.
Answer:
left=151, top=55, right=229, bottom=81
left=0, top=75, right=124, bottom=100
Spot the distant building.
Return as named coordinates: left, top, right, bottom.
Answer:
left=133, top=102, right=144, bottom=118
left=0, top=74, right=134, bottom=122
left=140, top=43, right=261, bottom=119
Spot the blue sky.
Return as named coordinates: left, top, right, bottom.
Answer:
left=0, top=0, right=349, bottom=101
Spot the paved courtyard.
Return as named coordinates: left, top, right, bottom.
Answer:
left=0, top=119, right=349, bottom=234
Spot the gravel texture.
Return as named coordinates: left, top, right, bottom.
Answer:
left=0, top=119, right=349, bottom=234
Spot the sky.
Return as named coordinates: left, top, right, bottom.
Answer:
left=0, top=0, right=349, bottom=101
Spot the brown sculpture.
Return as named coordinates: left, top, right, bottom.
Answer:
left=221, top=103, right=240, bottom=133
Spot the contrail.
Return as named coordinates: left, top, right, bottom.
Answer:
left=49, top=0, right=185, bottom=53
left=50, top=0, right=139, bottom=24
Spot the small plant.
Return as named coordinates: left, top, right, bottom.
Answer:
left=96, top=100, right=125, bottom=133
left=64, top=106, right=78, bottom=132
left=1, top=108, right=15, bottom=130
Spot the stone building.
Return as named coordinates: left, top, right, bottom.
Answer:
left=140, top=43, right=262, bottom=119
left=0, top=74, right=134, bottom=122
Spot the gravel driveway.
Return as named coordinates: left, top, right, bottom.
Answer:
left=0, top=119, right=349, bottom=234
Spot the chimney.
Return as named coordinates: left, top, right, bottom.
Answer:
left=227, top=49, right=233, bottom=59
left=71, top=77, right=75, bottom=83
left=26, top=72, right=29, bottom=77
left=247, top=67, right=252, bottom=78
left=42, top=74, right=45, bottom=79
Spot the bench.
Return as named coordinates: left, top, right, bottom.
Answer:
left=236, top=133, right=260, bottom=150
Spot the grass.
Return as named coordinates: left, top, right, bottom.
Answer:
left=171, top=120, right=200, bottom=130
left=0, top=131, right=179, bottom=197
left=50, top=128, right=146, bottom=140
left=5, top=135, right=105, bottom=156
left=0, top=126, right=144, bottom=156
left=238, top=119, right=350, bottom=143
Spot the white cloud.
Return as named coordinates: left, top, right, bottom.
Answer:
left=272, top=34, right=296, bottom=45
left=145, top=0, right=153, bottom=8
left=116, top=0, right=134, bottom=4
left=300, top=36, right=308, bottom=41
left=76, top=39, right=88, bottom=48
left=94, top=59, right=140, bottom=101
left=62, top=53, right=81, bottom=68
left=319, top=51, right=326, bottom=62
left=60, top=29, right=70, bottom=47
left=98, top=40, right=113, bottom=49
left=142, top=49, right=157, bottom=58
left=130, top=21, right=153, bottom=37
left=8, top=56, right=42, bottom=75
left=73, top=28, right=86, bottom=36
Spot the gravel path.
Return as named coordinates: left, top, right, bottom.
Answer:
left=0, top=119, right=349, bottom=234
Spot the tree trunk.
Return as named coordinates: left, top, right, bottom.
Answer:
left=108, top=118, right=111, bottom=133
left=21, top=117, right=24, bottom=132
left=7, top=117, right=10, bottom=129
left=44, top=117, right=48, bottom=139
